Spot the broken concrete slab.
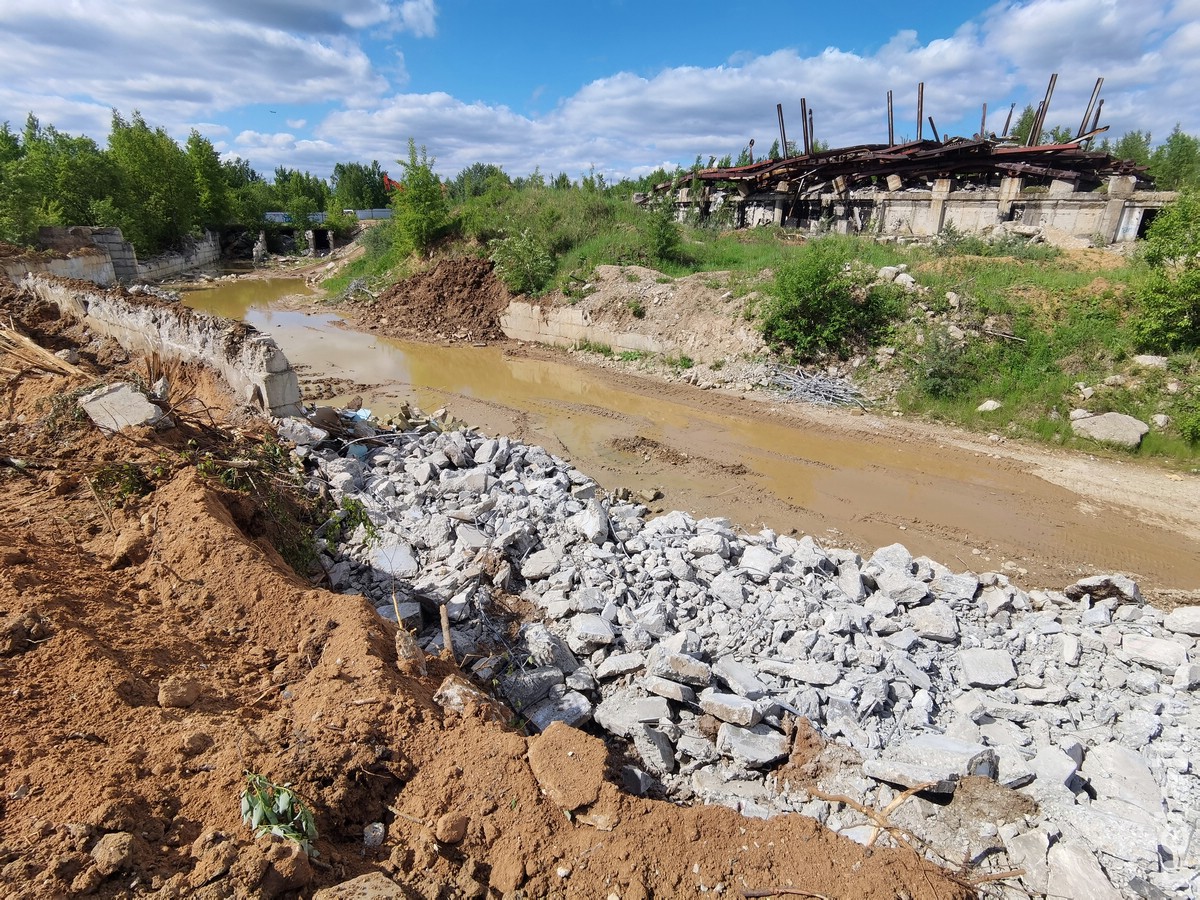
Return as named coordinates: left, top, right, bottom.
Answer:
left=79, top=382, right=170, bottom=433
left=863, top=734, right=998, bottom=794
left=715, top=723, right=790, bottom=768
left=958, top=648, right=1017, bottom=688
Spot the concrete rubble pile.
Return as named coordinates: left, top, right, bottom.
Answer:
left=284, top=412, right=1199, bottom=900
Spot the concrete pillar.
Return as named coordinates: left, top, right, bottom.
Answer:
left=1108, top=175, right=1136, bottom=199
left=1098, top=199, right=1128, bottom=245
left=997, top=176, right=1023, bottom=220
left=930, top=178, right=953, bottom=234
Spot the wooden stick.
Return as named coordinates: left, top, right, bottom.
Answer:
left=440, top=603, right=455, bottom=664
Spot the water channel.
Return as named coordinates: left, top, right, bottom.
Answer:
left=181, top=276, right=1200, bottom=594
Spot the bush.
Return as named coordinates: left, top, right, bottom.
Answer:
left=759, top=239, right=905, bottom=359
left=1133, top=189, right=1200, bottom=352
left=491, top=227, right=554, bottom=295
left=913, top=332, right=978, bottom=399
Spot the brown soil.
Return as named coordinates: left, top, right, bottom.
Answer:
left=346, top=257, right=511, bottom=344
left=0, top=289, right=973, bottom=898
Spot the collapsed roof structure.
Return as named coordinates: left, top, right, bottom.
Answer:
left=649, top=76, right=1169, bottom=245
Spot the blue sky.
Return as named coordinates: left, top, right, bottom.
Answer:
left=2, top=0, right=1197, bottom=183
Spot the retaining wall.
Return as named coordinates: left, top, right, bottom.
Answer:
left=20, top=275, right=303, bottom=417
left=500, top=301, right=664, bottom=354
left=2, top=252, right=116, bottom=286
left=36, top=226, right=220, bottom=284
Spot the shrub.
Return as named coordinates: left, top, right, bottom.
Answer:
left=491, top=227, right=554, bottom=295
left=1133, top=189, right=1200, bottom=352
left=913, top=332, right=977, bottom=399
left=759, top=239, right=905, bottom=359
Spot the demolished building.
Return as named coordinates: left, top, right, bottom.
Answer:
left=650, top=77, right=1175, bottom=245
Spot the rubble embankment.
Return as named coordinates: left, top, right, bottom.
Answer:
left=296, top=409, right=1200, bottom=900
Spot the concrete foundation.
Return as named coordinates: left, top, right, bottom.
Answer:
left=20, top=275, right=303, bottom=417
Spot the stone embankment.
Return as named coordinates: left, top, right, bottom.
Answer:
left=286, top=411, right=1199, bottom=900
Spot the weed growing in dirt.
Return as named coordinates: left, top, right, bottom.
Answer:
left=240, top=772, right=319, bottom=857
left=35, top=383, right=101, bottom=438
left=626, top=299, right=646, bottom=318
left=574, top=340, right=614, bottom=357
left=490, top=227, right=554, bottom=295
left=90, top=462, right=155, bottom=505
left=665, top=353, right=695, bottom=370
left=618, top=349, right=650, bottom=362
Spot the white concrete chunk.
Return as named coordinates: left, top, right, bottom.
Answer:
left=958, top=648, right=1017, bottom=687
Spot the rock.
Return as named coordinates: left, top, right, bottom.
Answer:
left=907, top=600, right=959, bottom=643
left=864, top=734, right=998, bottom=794
left=873, top=569, right=928, bottom=605
left=699, top=690, right=762, bottom=727
left=500, top=666, right=562, bottom=709
left=372, top=541, right=419, bottom=578
left=157, top=675, right=201, bottom=708
left=595, top=652, right=645, bottom=679
left=1151, top=413, right=1171, bottom=429
left=712, top=657, right=768, bottom=700
left=1064, top=573, right=1143, bottom=605
left=567, top=614, right=615, bottom=651
left=279, top=418, right=329, bottom=446
left=1028, top=746, right=1079, bottom=787
left=1079, top=743, right=1164, bottom=822
left=740, top=545, right=780, bottom=579
left=641, top=675, right=697, bottom=703
left=79, top=383, right=170, bottom=433
left=1046, top=842, right=1122, bottom=900
left=929, top=572, right=979, bottom=604
left=434, top=811, right=468, bottom=844
left=1070, top=412, right=1150, bottom=448
left=1132, top=354, right=1168, bottom=368
left=647, top=651, right=712, bottom=687
left=1164, top=606, right=1200, bottom=636
left=715, top=723, right=790, bottom=768
left=571, top=500, right=610, bottom=545
left=1004, top=829, right=1050, bottom=894
left=631, top=724, right=676, bottom=776
left=260, top=840, right=314, bottom=895
left=394, top=628, right=427, bottom=677
left=521, top=548, right=560, bottom=580
left=1174, top=662, right=1200, bottom=690
left=527, top=691, right=593, bottom=732
left=958, top=648, right=1017, bottom=688
left=91, top=831, right=146, bottom=876
left=976, top=399, right=1002, bottom=412
left=1122, top=634, right=1187, bottom=672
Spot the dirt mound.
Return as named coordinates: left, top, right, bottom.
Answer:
left=352, top=257, right=511, bottom=344
left=0, top=286, right=978, bottom=898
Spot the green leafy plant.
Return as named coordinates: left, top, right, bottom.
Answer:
left=759, top=238, right=905, bottom=360
left=627, top=299, right=646, bottom=318
left=240, top=772, right=319, bottom=856
left=491, top=227, right=554, bottom=295
left=573, top=339, right=614, bottom=357
left=340, top=496, right=379, bottom=546
left=665, top=353, right=694, bottom=370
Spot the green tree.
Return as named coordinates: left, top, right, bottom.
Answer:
left=448, top=162, right=509, bottom=202
left=1111, top=130, right=1152, bottom=166
left=391, top=138, right=449, bottom=255
left=273, top=167, right=330, bottom=212
left=767, top=139, right=781, bottom=160
left=551, top=172, right=571, bottom=190
left=1149, top=125, right=1200, bottom=191
left=330, top=160, right=388, bottom=211
left=1010, top=104, right=1037, bottom=143
left=107, top=110, right=196, bottom=255
left=186, top=130, right=231, bottom=228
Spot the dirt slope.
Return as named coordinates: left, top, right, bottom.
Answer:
left=0, top=287, right=973, bottom=897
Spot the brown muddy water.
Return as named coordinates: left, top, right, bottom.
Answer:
left=182, top=277, right=1200, bottom=596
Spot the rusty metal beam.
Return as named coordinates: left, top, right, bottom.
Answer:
left=916, top=82, right=924, bottom=141
left=776, top=104, right=789, bottom=160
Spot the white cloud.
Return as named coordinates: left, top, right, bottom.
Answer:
left=2, top=0, right=1196, bottom=183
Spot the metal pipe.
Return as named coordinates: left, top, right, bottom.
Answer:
left=776, top=104, right=789, bottom=159
left=808, top=108, right=815, bottom=153
left=1091, top=98, right=1104, bottom=134
left=887, top=90, right=895, bottom=146
left=1002, top=102, right=1015, bottom=137
left=980, top=103, right=988, bottom=138
left=929, top=116, right=941, bottom=143
left=800, top=98, right=811, bottom=155
left=1029, top=101, right=1045, bottom=147
left=1078, top=77, right=1104, bottom=138
left=1030, top=73, right=1057, bottom=146
left=917, top=82, right=924, bottom=141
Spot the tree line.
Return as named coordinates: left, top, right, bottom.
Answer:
left=2, top=108, right=1198, bottom=260
left=0, top=111, right=397, bottom=256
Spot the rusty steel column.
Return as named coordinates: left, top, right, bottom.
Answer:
left=776, top=103, right=789, bottom=159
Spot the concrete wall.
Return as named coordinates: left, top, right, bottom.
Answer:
left=696, top=176, right=1174, bottom=244
left=501, top=301, right=664, bottom=355
left=37, top=226, right=220, bottom=284
left=20, top=275, right=303, bottom=417
left=2, top=252, right=116, bottom=286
